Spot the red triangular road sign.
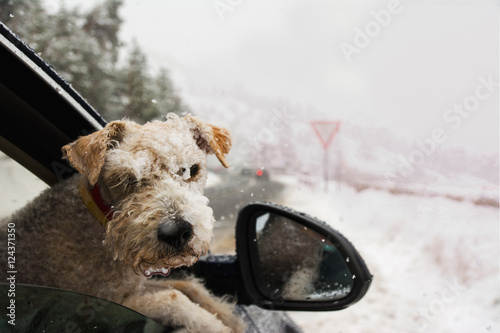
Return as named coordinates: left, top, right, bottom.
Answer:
left=311, top=121, right=341, bottom=149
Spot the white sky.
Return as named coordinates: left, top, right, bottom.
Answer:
left=56, top=0, right=499, bottom=154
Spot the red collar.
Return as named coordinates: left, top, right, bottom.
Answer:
left=89, top=182, right=114, bottom=221
left=78, top=178, right=115, bottom=226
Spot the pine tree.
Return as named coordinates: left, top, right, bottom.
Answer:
left=122, top=41, right=156, bottom=122
left=0, top=0, right=188, bottom=123
left=152, top=68, right=187, bottom=117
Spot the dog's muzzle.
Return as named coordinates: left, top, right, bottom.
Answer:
left=158, top=219, right=193, bottom=248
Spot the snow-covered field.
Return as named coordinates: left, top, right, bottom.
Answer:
left=274, top=175, right=499, bottom=333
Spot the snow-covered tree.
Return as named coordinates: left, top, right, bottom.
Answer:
left=0, top=0, right=188, bottom=123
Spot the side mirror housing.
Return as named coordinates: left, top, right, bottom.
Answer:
left=235, top=202, right=372, bottom=311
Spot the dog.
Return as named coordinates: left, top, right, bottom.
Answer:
left=0, top=113, right=245, bottom=332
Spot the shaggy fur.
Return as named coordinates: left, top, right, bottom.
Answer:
left=0, top=113, right=245, bottom=332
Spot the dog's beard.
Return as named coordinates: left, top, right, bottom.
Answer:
left=102, top=182, right=214, bottom=276
left=104, top=218, right=207, bottom=276
left=133, top=245, right=202, bottom=277
left=103, top=206, right=209, bottom=277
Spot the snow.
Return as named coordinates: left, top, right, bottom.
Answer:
left=273, top=175, right=499, bottom=333
left=0, top=152, right=48, bottom=219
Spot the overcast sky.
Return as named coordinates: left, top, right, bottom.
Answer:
left=60, top=0, right=498, bottom=154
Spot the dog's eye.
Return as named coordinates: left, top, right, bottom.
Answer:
left=189, top=164, right=199, bottom=179
left=176, top=164, right=199, bottom=181
left=120, top=175, right=138, bottom=188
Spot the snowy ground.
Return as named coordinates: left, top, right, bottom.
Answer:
left=273, top=175, right=499, bottom=333
left=0, top=153, right=48, bottom=220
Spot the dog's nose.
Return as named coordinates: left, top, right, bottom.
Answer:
left=158, top=219, right=193, bottom=248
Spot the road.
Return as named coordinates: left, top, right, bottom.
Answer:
left=206, top=173, right=285, bottom=254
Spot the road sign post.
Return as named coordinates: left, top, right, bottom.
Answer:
left=311, top=120, right=341, bottom=192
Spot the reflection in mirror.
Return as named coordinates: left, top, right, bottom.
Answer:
left=255, top=212, right=353, bottom=301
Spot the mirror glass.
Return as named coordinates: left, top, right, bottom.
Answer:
left=254, top=212, right=353, bottom=301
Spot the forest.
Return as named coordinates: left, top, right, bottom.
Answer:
left=0, top=0, right=188, bottom=123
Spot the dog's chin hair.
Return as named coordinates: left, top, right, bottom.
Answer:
left=132, top=245, right=201, bottom=274
left=105, top=236, right=174, bottom=275
left=104, top=210, right=161, bottom=264
left=133, top=252, right=202, bottom=276
left=103, top=213, right=203, bottom=275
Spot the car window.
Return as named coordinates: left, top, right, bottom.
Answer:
left=0, top=283, right=166, bottom=332
left=0, top=152, right=48, bottom=220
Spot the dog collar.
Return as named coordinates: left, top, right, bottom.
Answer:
left=78, top=178, right=114, bottom=226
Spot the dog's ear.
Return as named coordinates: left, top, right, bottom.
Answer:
left=62, top=121, right=127, bottom=185
left=185, top=115, right=232, bottom=168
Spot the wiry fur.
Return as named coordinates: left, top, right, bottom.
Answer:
left=0, top=113, right=245, bottom=332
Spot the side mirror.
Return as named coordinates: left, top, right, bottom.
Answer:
left=188, top=202, right=372, bottom=311
left=235, top=202, right=372, bottom=311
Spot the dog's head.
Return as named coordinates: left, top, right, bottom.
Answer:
left=62, top=113, right=231, bottom=277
